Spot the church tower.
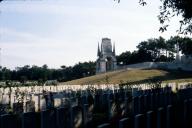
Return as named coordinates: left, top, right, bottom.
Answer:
left=96, top=38, right=117, bottom=73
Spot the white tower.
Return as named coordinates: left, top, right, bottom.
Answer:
left=175, top=43, right=181, bottom=62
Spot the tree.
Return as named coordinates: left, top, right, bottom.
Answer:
left=132, top=49, right=153, bottom=63
left=0, top=61, right=96, bottom=83
left=136, top=36, right=178, bottom=62
left=166, top=36, right=192, bottom=56
left=179, top=37, right=192, bottom=55
left=114, top=0, right=192, bottom=34
left=60, top=65, right=66, bottom=69
left=116, top=49, right=153, bottom=65
left=156, top=36, right=166, bottom=58
left=137, top=38, right=158, bottom=60
left=0, top=67, right=11, bottom=80
left=116, top=51, right=132, bottom=65
left=19, top=76, right=27, bottom=84
left=166, top=36, right=180, bottom=59
left=158, top=0, right=192, bottom=34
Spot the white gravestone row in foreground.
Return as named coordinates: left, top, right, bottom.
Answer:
left=0, top=84, right=192, bottom=128
left=0, top=82, right=191, bottom=114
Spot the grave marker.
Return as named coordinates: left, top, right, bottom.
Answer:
left=22, top=112, right=40, bottom=128
left=41, top=109, right=56, bottom=128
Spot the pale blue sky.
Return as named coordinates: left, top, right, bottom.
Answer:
left=0, top=0, right=182, bottom=69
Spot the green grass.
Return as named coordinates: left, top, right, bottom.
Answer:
left=61, top=69, right=192, bottom=85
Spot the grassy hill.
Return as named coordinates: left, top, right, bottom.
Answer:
left=61, top=69, right=192, bottom=85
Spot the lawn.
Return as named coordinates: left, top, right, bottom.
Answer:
left=61, top=69, right=192, bottom=85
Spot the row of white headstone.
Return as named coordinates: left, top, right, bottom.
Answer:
left=0, top=82, right=191, bottom=113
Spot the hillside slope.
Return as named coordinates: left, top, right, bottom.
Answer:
left=61, top=69, right=192, bottom=85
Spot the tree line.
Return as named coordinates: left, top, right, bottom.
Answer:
left=0, top=36, right=192, bottom=83
left=0, top=62, right=96, bottom=83
left=116, top=36, right=192, bottom=65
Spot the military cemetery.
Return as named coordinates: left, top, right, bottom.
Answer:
left=0, top=37, right=191, bottom=128
left=0, top=82, right=192, bottom=128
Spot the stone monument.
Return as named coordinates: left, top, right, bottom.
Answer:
left=96, top=38, right=117, bottom=73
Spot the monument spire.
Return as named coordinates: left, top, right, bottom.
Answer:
left=97, top=42, right=100, bottom=57
left=176, top=42, right=180, bottom=62
left=101, top=42, right=103, bottom=54
left=113, top=42, right=116, bottom=55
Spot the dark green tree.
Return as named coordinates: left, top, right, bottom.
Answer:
left=179, top=37, right=192, bottom=55
left=116, top=51, right=132, bottom=65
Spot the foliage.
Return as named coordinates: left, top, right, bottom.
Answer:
left=114, top=0, right=192, bottom=34
left=0, top=35, right=192, bottom=84
left=117, top=36, right=174, bottom=65
left=179, top=37, right=192, bottom=55
left=167, top=36, right=192, bottom=55
left=0, top=61, right=96, bottom=83
left=116, top=51, right=132, bottom=65
left=116, top=36, right=192, bottom=66
left=158, top=0, right=192, bottom=34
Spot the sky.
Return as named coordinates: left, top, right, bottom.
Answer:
left=0, top=0, right=182, bottom=69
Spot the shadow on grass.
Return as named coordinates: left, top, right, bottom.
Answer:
left=123, top=69, right=192, bottom=85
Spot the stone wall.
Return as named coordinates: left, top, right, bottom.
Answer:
left=116, top=61, right=192, bottom=71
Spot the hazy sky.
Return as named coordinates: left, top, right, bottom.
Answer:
left=0, top=0, right=182, bottom=69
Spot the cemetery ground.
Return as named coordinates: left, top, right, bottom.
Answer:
left=62, top=69, right=192, bottom=85
left=0, top=80, right=192, bottom=128
left=0, top=68, right=192, bottom=128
